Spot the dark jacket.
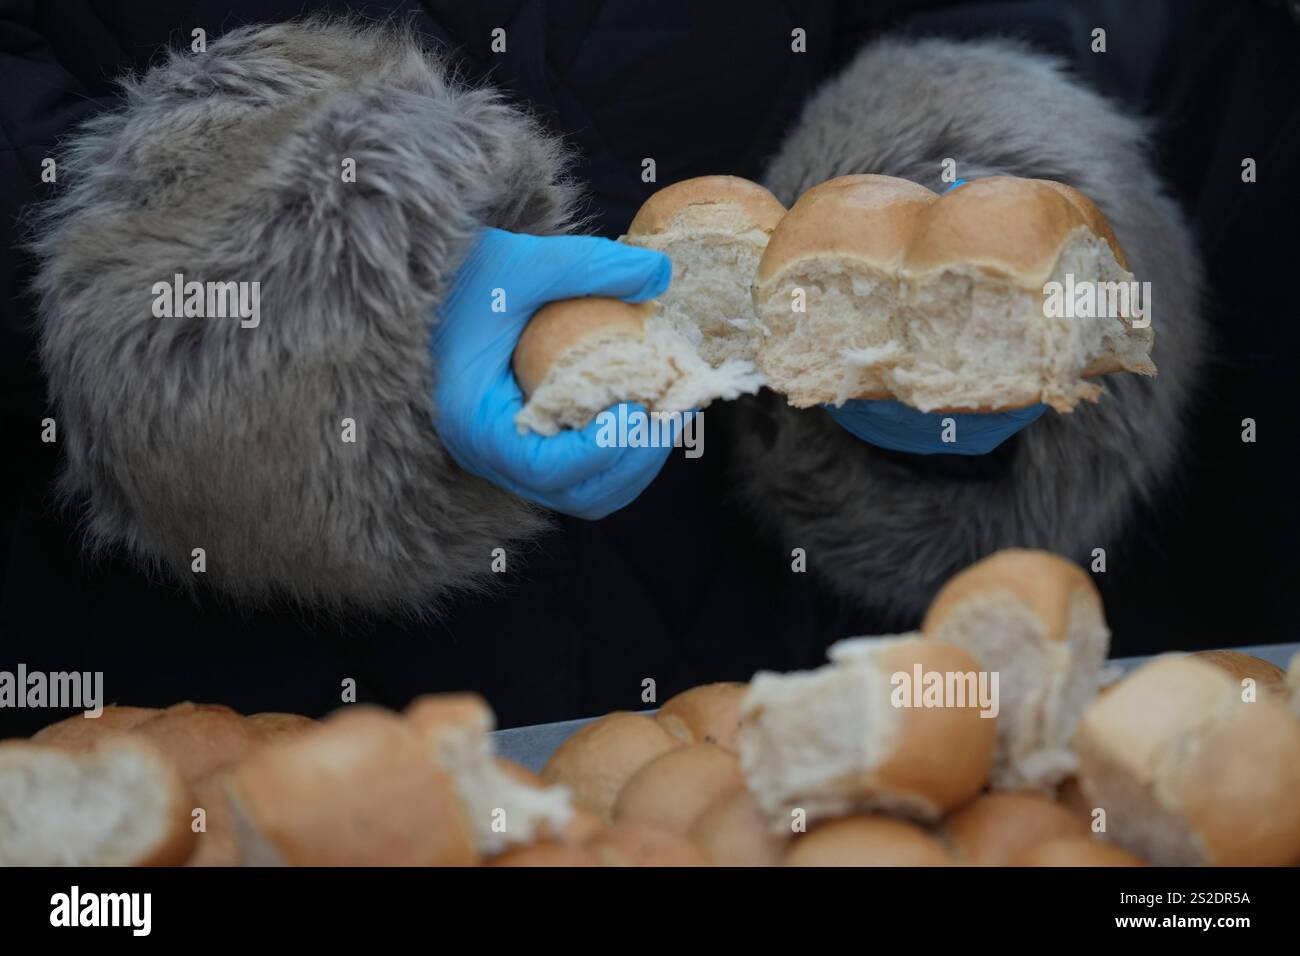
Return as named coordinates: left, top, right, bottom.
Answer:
left=1, top=0, right=1296, bottom=735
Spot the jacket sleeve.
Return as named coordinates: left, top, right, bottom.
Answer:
left=30, top=18, right=580, bottom=613
left=732, top=35, right=1206, bottom=621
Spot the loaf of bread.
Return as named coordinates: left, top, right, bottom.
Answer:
left=738, top=634, right=995, bottom=830
left=752, top=174, right=1155, bottom=410
left=922, top=549, right=1110, bottom=790
left=1075, top=654, right=1300, bottom=866
left=0, top=737, right=195, bottom=866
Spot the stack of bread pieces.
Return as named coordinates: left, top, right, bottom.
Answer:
left=513, top=173, right=1156, bottom=435
left=5, top=551, right=1298, bottom=867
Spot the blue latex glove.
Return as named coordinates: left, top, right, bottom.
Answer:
left=431, top=227, right=673, bottom=519
left=827, top=399, right=1048, bottom=456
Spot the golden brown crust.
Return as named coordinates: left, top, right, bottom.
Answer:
left=227, top=706, right=477, bottom=866
left=783, top=816, right=954, bottom=867
left=584, top=823, right=710, bottom=866
left=541, top=712, right=682, bottom=820
left=131, top=703, right=263, bottom=784
left=511, top=297, right=654, bottom=398
left=1193, top=650, right=1287, bottom=698
left=612, top=743, right=744, bottom=835
left=185, top=772, right=239, bottom=867
left=246, top=712, right=318, bottom=743
left=1009, top=837, right=1145, bottom=867
left=487, top=842, right=601, bottom=866
left=653, top=682, right=747, bottom=751
left=939, top=791, right=1089, bottom=866
left=688, top=786, right=788, bottom=866
left=871, top=640, right=997, bottom=814
left=31, top=706, right=160, bottom=751
left=627, top=175, right=786, bottom=237
left=922, top=548, right=1101, bottom=646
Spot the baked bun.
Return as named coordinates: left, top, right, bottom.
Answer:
left=739, top=634, right=995, bottom=830
left=404, top=693, right=573, bottom=855
left=585, top=823, right=710, bottom=867
left=1075, top=654, right=1300, bottom=866
left=512, top=296, right=761, bottom=436
left=752, top=174, right=1155, bottom=411
left=783, top=816, right=954, bottom=867
left=654, top=682, right=746, bottom=751
left=186, top=772, right=239, bottom=867
left=246, top=712, right=318, bottom=742
left=0, top=737, right=195, bottom=866
left=130, top=702, right=262, bottom=784
left=922, top=549, right=1110, bottom=790
left=623, top=175, right=786, bottom=366
left=1194, top=650, right=1287, bottom=699
left=487, top=842, right=601, bottom=867
left=31, top=705, right=160, bottom=751
left=939, top=791, right=1089, bottom=866
left=1008, top=837, right=1145, bottom=867
left=612, top=742, right=744, bottom=835
left=226, top=706, right=476, bottom=866
left=688, top=786, right=789, bottom=866
left=541, top=712, right=682, bottom=820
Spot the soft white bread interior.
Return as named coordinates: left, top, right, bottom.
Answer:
left=622, top=175, right=787, bottom=366
left=922, top=548, right=1110, bottom=791
left=738, top=634, right=995, bottom=832
left=512, top=296, right=761, bottom=436
left=404, top=693, right=573, bottom=855
left=225, top=706, right=477, bottom=866
left=0, top=737, right=195, bottom=866
left=1074, top=654, right=1300, bottom=866
left=752, top=174, right=1155, bottom=411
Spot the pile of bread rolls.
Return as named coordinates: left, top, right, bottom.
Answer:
left=513, top=173, right=1156, bottom=435
left=6, top=551, right=1297, bottom=867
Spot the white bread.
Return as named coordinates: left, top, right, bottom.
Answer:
left=939, top=791, right=1089, bottom=866
left=1009, top=836, right=1145, bottom=867
left=783, top=815, right=954, bottom=867
left=0, top=737, right=195, bottom=866
left=494, top=758, right=604, bottom=844
left=612, top=742, right=744, bottom=835
left=622, top=175, right=786, bottom=366
left=752, top=174, right=1155, bottom=411
left=1074, top=654, right=1300, bottom=866
left=653, top=682, right=746, bottom=751
left=404, top=693, right=573, bottom=855
left=688, top=785, right=788, bottom=866
left=541, top=711, right=682, bottom=820
left=922, top=549, right=1110, bottom=790
left=738, top=634, right=995, bottom=831
left=512, top=296, right=762, bottom=436
left=226, top=705, right=477, bottom=866
left=31, top=705, right=160, bottom=750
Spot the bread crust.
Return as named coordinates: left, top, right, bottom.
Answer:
left=627, top=175, right=786, bottom=236
left=653, top=682, right=746, bottom=751
left=784, top=815, right=954, bottom=867
left=512, top=297, right=654, bottom=398
left=541, top=712, right=681, bottom=820
left=940, top=791, right=1089, bottom=865
left=1009, top=836, right=1145, bottom=866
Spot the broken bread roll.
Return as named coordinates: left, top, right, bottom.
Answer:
left=404, top=693, right=573, bottom=856
left=621, top=175, right=787, bottom=365
left=738, top=634, right=995, bottom=833
left=512, top=296, right=761, bottom=436
left=1075, top=654, right=1300, bottom=866
left=752, top=174, right=1155, bottom=411
left=922, top=549, right=1110, bottom=791
left=0, top=737, right=195, bottom=866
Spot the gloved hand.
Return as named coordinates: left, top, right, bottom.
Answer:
left=431, top=227, right=673, bottom=519
left=826, top=399, right=1047, bottom=455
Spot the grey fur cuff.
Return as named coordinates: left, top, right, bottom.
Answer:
left=737, top=36, right=1206, bottom=622
left=32, top=20, right=579, bottom=612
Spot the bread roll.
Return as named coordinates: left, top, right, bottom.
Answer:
left=623, top=175, right=786, bottom=366
left=541, top=712, right=682, bottom=820
left=612, top=742, right=744, bottom=835
left=1194, top=650, right=1287, bottom=699
left=405, top=693, right=573, bottom=855
left=1289, top=652, right=1300, bottom=717
left=186, top=772, right=239, bottom=867
left=752, top=174, right=1154, bottom=411
left=654, top=682, right=746, bottom=751
left=739, top=634, right=995, bottom=831
left=487, top=842, right=601, bottom=867
left=783, top=816, right=954, bottom=867
left=939, top=791, right=1089, bottom=866
left=31, top=705, right=160, bottom=751
left=688, top=786, right=788, bottom=866
left=226, top=706, right=476, bottom=866
left=0, top=737, right=195, bottom=866
left=130, top=702, right=263, bottom=784
left=246, top=712, right=318, bottom=742
left=1009, top=837, right=1145, bottom=867
left=922, top=549, right=1109, bottom=790
left=1075, top=654, right=1300, bottom=866
left=585, top=823, right=710, bottom=867
left=512, top=296, right=761, bottom=436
